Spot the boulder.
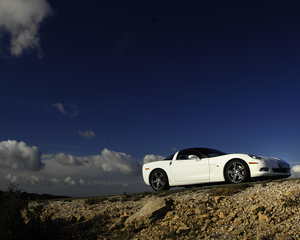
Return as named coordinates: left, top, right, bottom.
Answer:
left=125, top=197, right=173, bottom=228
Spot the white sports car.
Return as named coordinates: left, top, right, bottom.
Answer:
left=142, top=148, right=291, bottom=191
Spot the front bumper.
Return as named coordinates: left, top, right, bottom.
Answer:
left=250, top=161, right=291, bottom=178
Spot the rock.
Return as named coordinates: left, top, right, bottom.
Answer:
left=178, top=223, right=190, bottom=231
left=248, top=193, right=256, bottom=199
left=109, top=217, right=124, bottom=230
left=278, top=234, right=293, bottom=240
left=214, top=196, right=222, bottom=203
left=231, top=230, right=243, bottom=236
left=258, top=212, right=268, bottom=221
left=199, top=213, right=210, bottom=219
left=233, top=217, right=243, bottom=227
left=223, top=214, right=234, bottom=223
left=250, top=205, right=259, bottom=212
left=265, top=206, right=273, bottom=214
left=163, top=210, right=173, bottom=219
left=125, top=197, right=173, bottom=227
left=67, top=215, right=77, bottom=223
left=194, top=203, right=207, bottom=215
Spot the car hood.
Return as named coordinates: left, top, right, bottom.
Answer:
left=227, top=153, right=287, bottom=163
left=255, top=156, right=288, bottom=163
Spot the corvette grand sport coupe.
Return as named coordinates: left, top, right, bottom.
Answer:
left=142, top=148, right=291, bottom=191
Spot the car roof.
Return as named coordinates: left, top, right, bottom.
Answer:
left=177, top=148, right=227, bottom=157
left=180, top=147, right=222, bottom=152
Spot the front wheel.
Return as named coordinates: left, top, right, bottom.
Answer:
left=150, top=169, right=170, bottom=191
left=224, top=160, right=249, bottom=184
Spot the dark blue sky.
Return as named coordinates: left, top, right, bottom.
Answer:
left=1, top=0, right=300, bottom=196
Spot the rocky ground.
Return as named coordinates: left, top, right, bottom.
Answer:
left=26, top=178, right=300, bottom=239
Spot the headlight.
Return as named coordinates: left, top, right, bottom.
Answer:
left=249, top=155, right=262, bottom=160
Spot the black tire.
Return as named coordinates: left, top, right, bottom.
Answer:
left=150, top=169, right=170, bottom=191
left=224, top=159, right=250, bottom=184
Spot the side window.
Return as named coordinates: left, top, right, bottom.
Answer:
left=176, top=150, right=202, bottom=160
left=177, top=154, right=189, bottom=160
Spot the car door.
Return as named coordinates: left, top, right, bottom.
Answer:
left=170, top=150, right=209, bottom=182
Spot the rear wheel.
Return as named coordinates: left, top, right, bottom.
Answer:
left=150, top=169, right=170, bottom=191
left=225, top=160, right=249, bottom=184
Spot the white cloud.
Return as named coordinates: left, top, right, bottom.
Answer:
left=4, top=174, right=46, bottom=185
left=48, top=149, right=141, bottom=177
left=291, top=165, right=300, bottom=178
left=50, top=178, right=61, bottom=185
left=29, top=175, right=43, bottom=184
left=78, top=130, right=95, bottom=139
left=26, top=175, right=49, bottom=185
left=100, top=134, right=113, bottom=144
left=54, top=153, right=85, bottom=166
left=90, top=148, right=141, bottom=175
left=52, top=103, right=79, bottom=116
left=52, top=103, right=66, bottom=115
left=68, top=104, right=79, bottom=116
left=0, top=141, right=149, bottom=197
left=4, top=173, right=18, bottom=183
left=64, top=176, right=76, bottom=185
left=143, top=154, right=165, bottom=164
left=0, top=140, right=44, bottom=171
left=0, top=0, right=53, bottom=57
left=79, top=178, right=85, bottom=185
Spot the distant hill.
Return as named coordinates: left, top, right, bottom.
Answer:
left=0, top=190, right=69, bottom=201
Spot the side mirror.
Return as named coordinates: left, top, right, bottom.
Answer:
left=188, top=155, right=200, bottom=161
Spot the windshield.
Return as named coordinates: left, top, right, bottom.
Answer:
left=164, top=148, right=226, bottom=160
left=196, top=148, right=226, bottom=158
left=164, top=154, right=175, bottom=160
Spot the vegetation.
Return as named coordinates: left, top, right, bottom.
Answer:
left=0, top=183, right=28, bottom=240
left=0, top=183, right=97, bottom=240
left=84, top=196, right=108, bottom=205
left=0, top=189, right=69, bottom=201
left=255, top=206, right=266, bottom=213
left=84, top=191, right=154, bottom=205
left=282, top=193, right=300, bottom=207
